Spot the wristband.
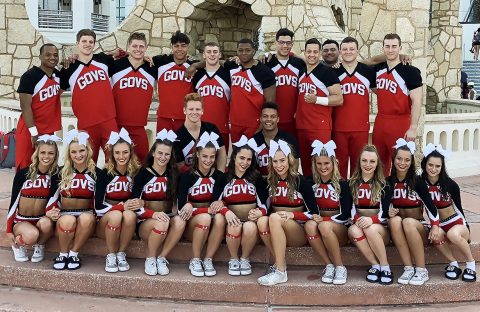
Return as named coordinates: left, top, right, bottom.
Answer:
left=28, top=126, right=38, bottom=136
left=315, top=96, right=329, bottom=106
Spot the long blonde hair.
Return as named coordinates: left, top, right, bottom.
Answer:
left=311, top=149, right=341, bottom=196
left=59, top=139, right=97, bottom=192
left=349, top=144, right=385, bottom=205
left=267, top=147, right=298, bottom=201
left=28, top=141, right=60, bottom=180
left=105, top=139, right=140, bottom=178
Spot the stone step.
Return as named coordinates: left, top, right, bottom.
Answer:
left=0, top=249, right=478, bottom=306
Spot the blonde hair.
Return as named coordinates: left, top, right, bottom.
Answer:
left=59, top=139, right=97, bottom=193
left=311, top=150, right=341, bottom=196
left=105, top=139, right=140, bottom=178
left=267, top=147, right=298, bottom=201
left=349, top=144, right=385, bottom=205
left=28, top=141, right=59, bottom=181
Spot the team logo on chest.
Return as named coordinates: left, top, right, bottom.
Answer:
left=341, top=82, right=366, bottom=96
left=107, top=180, right=132, bottom=193
left=197, top=85, right=225, bottom=98
left=119, top=77, right=149, bottom=90
left=298, top=82, right=316, bottom=94
left=70, top=178, right=95, bottom=191
left=39, top=84, right=60, bottom=101
left=315, top=187, right=338, bottom=201
left=24, top=177, right=50, bottom=189
left=275, top=186, right=299, bottom=199
left=394, top=187, right=419, bottom=201
left=276, top=74, right=298, bottom=87
left=231, top=75, right=252, bottom=92
left=77, top=70, right=108, bottom=89
left=358, top=188, right=372, bottom=199
left=376, top=78, right=398, bottom=93
left=191, top=182, right=213, bottom=196
left=224, top=183, right=255, bottom=197
left=145, top=181, right=167, bottom=194
left=164, top=69, right=191, bottom=82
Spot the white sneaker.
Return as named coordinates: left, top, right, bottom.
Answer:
left=144, top=257, right=157, bottom=276
left=333, top=266, right=348, bottom=285
left=105, top=253, right=118, bottom=273
left=257, top=268, right=288, bottom=286
left=321, top=264, right=335, bottom=284
left=11, top=245, right=29, bottom=262
left=189, top=258, right=205, bottom=277
left=116, top=252, right=130, bottom=272
left=228, top=258, right=241, bottom=276
left=203, top=258, right=216, bottom=277
left=31, top=244, right=45, bottom=263
left=398, top=266, right=415, bottom=285
left=409, top=267, right=429, bottom=285
left=239, top=258, right=252, bottom=276
left=156, top=256, right=170, bottom=276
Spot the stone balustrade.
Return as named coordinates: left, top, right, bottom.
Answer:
left=445, top=99, right=480, bottom=114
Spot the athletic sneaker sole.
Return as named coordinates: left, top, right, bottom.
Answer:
left=204, top=271, right=217, bottom=277
left=240, top=269, right=252, bottom=276
left=190, top=270, right=205, bottom=277
left=118, top=266, right=130, bottom=272
left=105, top=267, right=119, bottom=273
left=397, top=279, right=410, bottom=285
left=228, top=270, right=241, bottom=276
left=30, top=257, right=44, bottom=263
left=333, top=279, right=347, bottom=285
left=321, top=277, right=333, bottom=284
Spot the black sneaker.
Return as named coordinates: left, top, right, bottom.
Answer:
left=53, top=255, right=68, bottom=270
left=67, top=255, right=81, bottom=270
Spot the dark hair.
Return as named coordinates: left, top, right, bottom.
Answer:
left=191, top=143, right=217, bottom=173
left=276, top=28, right=294, bottom=40
left=305, top=38, right=321, bottom=50
left=340, top=36, right=358, bottom=49
left=146, top=139, right=178, bottom=201
left=322, top=39, right=339, bottom=49
left=76, top=29, right=96, bottom=42
left=388, top=146, right=417, bottom=194
left=238, top=38, right=256, bottom=50
left=39, top=43, right=57, bottom=55
left=421, top=150, right=450, bottom=200
left=383, top=33, right=402, bottom=46
left=226, top=146, right=259, bottom=184
left=128, top=32, right=147, bottom=45
left=261, top=101, right=279, bottom=112
left=171, top=31, right=190, bottom=45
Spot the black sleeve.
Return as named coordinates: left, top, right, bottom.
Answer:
left=94, top=169, right=111, bottom=213
left=49, top=172, right=61, bottom=198
left=281, top=132, right=300, bottom=158
left=209, top=123, right=224, bottom=147
left=177, top=173, right=195, bottom=208
left=132, top=168, right=150, bottom=198
left=257, top=64, right=276, bottom=89
left=334, top=180, right=353, bottom=223
left=17, top=71, right=35, bottom=94
left=405, top=66, right=423, bottom=91
left=152, top=54, right=168, bottom=69
left=212, top=171, right=227, bottom=200
left=223, top=61, right=239, bottom=71
left=255, top=175, right=269, bottom=208
left=380, top=183, right=392, bottom=220
left=97, top=52, right=115, bottom=68
left=299, top=175, right=319, bottom=215
left=321, top=66, right=341, bottom=88
left=414, top=177, right=439, bottom=224
left=59, top=67, right=71, bottom=91
left=448, top=179, right=466, bottom=219
left=9, top=168, right=28, bottom=210
left=192, top=70, right=203, bottom=91
left=364, top=63, right=377, bottom=89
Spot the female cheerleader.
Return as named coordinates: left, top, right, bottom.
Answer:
left=421, top=143, right=476, bottom=282
left=257, top=139, right=319, bottom=286
left=7, top=135, right=61, bottom=262
left=177, top=132, right=227, bottom=277
left=304, top=140, right=351, bottom=285
left=348, top=145, right=392, bottom=284
left=50, top=130, right=100, bottom=270
left=132, top=129, right=184, bottom=276
left=218, top=135, right=268, bottom=276
left=95, top=128, right=140, bottom=273
left=386, top=139, right=440, bottom=285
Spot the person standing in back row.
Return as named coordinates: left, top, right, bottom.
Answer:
left=373, top=33, right=422, bottom=175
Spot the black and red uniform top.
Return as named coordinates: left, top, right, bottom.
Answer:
left=267, top=175, right=319, bottom=222
left=177, top=169, right=227, bottom=216
left=192, top=67, right=231, bottom=134
left=385, top=176, right=439, bottom=226
left=94, top=169, right=133, bottom=217
left=153, top=54, right=198, bottom=120
left=265, top=55, right=305, bottom=125
left=424, top=178, right=466, bottom=223
left=131, top=167, right=175, bottom=219
left=333, top=63, right=376, bottom=132
left=46, top=167, right=102, bottom=212
left=351, top=181, right=390, bottom=224
left=7, top=168, right=57, bottom=233
left=60, top=53, right=116, bottom=129
left=17, top=66, right=62, bottom=134
left=311, top=179, right=352, bottom=224
left=218, top=175, right=268, bottom=219
left=110, top=58, right=157, bottom=127
left=252, top=130, right=300, bottom=176
left=174, top=121, right=224, bottom=172
left=224, top=61, right=276, bottom=127
left=296, top=64, right=340, bottom=130
left=375, top=62, right=422, bottom=117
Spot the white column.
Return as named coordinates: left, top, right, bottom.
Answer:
left=72, top=0, right=94, bottom=33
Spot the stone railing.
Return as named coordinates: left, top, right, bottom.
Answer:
left=1, top=97, right=480, bottom=177
left=445, top=99, right=480, bottom=114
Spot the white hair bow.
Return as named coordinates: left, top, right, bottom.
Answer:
left=107, top=128, right=132, bottom=145
left=233, top=135, right=259, bottom=152
left=197, top=132, right=220, bottom=150
left=423, top=143, right=450, bottom=159
left=37, top=134, right=62, bottom=143
left=269, top=139, right=291, bottom=158
left=64, top=129, right=89, bottom=146
left=156, top=129, right=177, bottom=142
left=393, top=138, right=416, bottom=154
left=311, top=140, right=337, bottom=157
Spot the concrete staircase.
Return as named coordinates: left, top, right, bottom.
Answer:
left=463, top=60, right=480, bottom=95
